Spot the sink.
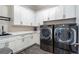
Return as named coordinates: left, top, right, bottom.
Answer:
left=0, top=33, right=11, bottom=36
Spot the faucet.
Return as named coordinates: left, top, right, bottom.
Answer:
left=2, top=26, right=4, bottom=35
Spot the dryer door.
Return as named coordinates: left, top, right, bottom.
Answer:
left=40, top=28, right=52, bottom=40
left=54, top=28, right=76, bottom=45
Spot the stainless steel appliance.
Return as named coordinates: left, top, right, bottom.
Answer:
left=54, top=24, right=78, bottom=54
left=40, top=25, right=54, bottom=53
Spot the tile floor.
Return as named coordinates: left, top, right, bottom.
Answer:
left=17, top=44, right=51, bottom=54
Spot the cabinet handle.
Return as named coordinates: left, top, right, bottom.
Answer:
left=20, top=21, right=23, bottom=24
left=31, top=36, right=33, bottom=39
left=63, top=14, right=65, bottom=18
left=5, top=42, right=9, bottom=47
left=22, top=38, right=24, bottom=42
left=31, top=22, right=32, bottom=26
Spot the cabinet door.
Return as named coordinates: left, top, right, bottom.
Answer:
left=14, top=6, right=35, bottom=26
left=42, top=9, right=49, bottom=21
left=20, top=34, right=34, bottom=49
left=36, top=11, right=44, bottom=26
left=14, top=6, right=22, bottom=25
left=76, top=6, right=79, bottom=25
left=22, top=9, right=35, bottom=26
left=49, top=7, right=56, bottom=20
left=33, top=32, right=40, bottom=45
left=0, top=6, right=8, bottom=17
left=64, top=5, right=76, bottom=18
left=21, top=35, right=29, bottom=48
left=24, top=34, right=34, bottom=46
left=55, top=6, right=64, bottom=20
left=21, top=8, right=28, bottom=25
left=9, top=40, right=17, bottom=53
left=8, top=36, right=23, bottom=53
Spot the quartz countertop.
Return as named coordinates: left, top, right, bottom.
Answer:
left=0, top=31, right=34, bottom=37
left=0, top=31, right=40, bottom=49
left=9, top=31, right=34, bottom=35
left=0, top=31, right=35, bottom=43
left=0, top=31, right=39, bottom=42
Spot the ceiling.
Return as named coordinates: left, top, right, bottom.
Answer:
left=22, top=5, right=57, bottom=11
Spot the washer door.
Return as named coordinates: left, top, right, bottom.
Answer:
left=40, top=28, right=51, bottom=40
left=54, top=28, right=76, bottom=45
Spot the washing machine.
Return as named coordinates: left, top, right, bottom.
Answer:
left=40, top=25, right=54, bottom=53
left=54, top=24, right=78, bottom=54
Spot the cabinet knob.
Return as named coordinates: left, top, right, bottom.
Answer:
left=48, top=17, right=50, bottom=20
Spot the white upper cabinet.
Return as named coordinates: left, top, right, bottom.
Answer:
left=41, top=9, right=49, bottom=21
left=13, top=5, right=76, bottom=26
left=55, top=6, right=64, bottom=20
left=21, top=7, right=35, bottom=26
left=14, top=6, right=35, bottom=26
left=63, top=5, right=76, bottom=18
left=0, top=6, right=8, bottom=17
left=49, top=5, right=76, bottom=20
left=36, top=5, right=76, bottom=23
left=76, top=6, right=79, bottom=25
left=35, top=11, right=44, bottom=26
left=48, top=7, right=56, bottom=20
left=14, top=6, right=22, bottom=25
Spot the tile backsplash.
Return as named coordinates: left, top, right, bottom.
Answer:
left=0, top=20, right=9, bottom=34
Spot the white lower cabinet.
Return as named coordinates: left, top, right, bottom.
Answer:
left=22, top=34, right=35, bottom=48
left=33, top=32, right=40, bottom=45
left=8, top=33, right=35, bottom=53
left=8, top=36, right=23, bottom=53
left=0, top=32, right=40, bottom=53
left=8, top=39, right=22, bottom=53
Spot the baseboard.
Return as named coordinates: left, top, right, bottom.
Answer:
left=14, top=43, right=40, bottom=54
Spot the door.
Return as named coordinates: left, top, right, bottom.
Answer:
left=40, top=26, right=52, bottom=45
left=54, top=27, right=76, bottom=45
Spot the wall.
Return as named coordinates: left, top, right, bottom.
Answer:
left=8, top=26, right=34, bottom=32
